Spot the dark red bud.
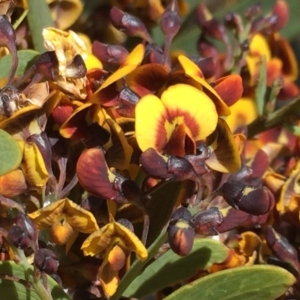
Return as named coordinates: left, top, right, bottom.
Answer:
left=245, top=4, right=262, bottom=21
left=272, top=0, right=289, bottom=31
left=34, top=248, right=59, bottom=275
left=224, top=12, right=243, bottom=33
left=116, top=85, right=140, bottom=118
left=197, top=38, right=219, bottom=59
left=117, top=219, right=134, bottom=232
left=143, top=43, right=164, bottom=64
left=265, top=226, right=300, bottom=273
left=195, top=57, right=218, bottom=78
left=160, top=0, right=181, bottom=38
left=7, top=225, right=31, bottom=250
left=191, top=207, right=223, bottom=236
left=110, top=7, right=152, bottom=43
left=167, top=207, right=194, bottom=256
left=92, top=41, right=129, bottom=65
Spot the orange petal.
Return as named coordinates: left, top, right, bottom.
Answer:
left=273, top=34, right=298, bottom=82
left=135, top=94, right=173, bottom=152
left=213, top=74, right=243, bottom=107
left=0, top=169, right=27, bottom=197
left=161, top=83, right=218, bottom=141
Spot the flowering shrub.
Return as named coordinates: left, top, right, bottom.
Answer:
left=0, top=0, right=300, bottom=299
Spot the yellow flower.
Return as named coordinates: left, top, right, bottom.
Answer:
left=82, top=217, right=147, bottom=297
left=29, top=198, right=99, bottom=252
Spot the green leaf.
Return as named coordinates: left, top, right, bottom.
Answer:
left=0, top=50, right=39, bottom=81
left=124, top=238, right=229, bottom=298
left=0, top=261, right=70, bottom=300
left=255, top=55, right=267, bottom=117
left=27, top=0, right=54, bottom=52
left=146, top=181, right=182, bottom=246
left=0, top=129, right=22, bottom=176
left=164, top=265, right=296, bottom=300
left=0, top=278, right=40, bottom=299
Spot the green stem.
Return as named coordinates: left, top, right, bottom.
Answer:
left=13, top=247, right=53, bottom=300
left=247, top=95, right=300, bottom=139
left=27, top=0, right=54, bottom=53
left=110, top=230, right=168, bottom=300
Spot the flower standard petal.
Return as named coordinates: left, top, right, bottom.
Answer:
left=135, top=94, right=173, bottom=152
left=178, top=55, right=230, bottom=116
left=161, top=83, right=218, bottom=141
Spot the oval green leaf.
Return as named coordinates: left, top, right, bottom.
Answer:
left=0, top=50, right=39, bottom=81
left=164, top=265, right=296, bottom=300
left=124, top=238, right=229, bottom=298
left=0, top=129, right=22, bottom=176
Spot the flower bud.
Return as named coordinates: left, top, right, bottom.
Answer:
left=110, top=7, right=152, bottom=43
left=34, top=248, right=59, bottom=275
left=191, top=207, right=223, bottom=236
left=92, top=41, right=128, bottom=65
left=168, top=207, right=194, bottom=256
left=271, top=0, right=289, bottom=31
left=160, top=0, right=181, bottom=38
left=265, top=226, right=300, bottom=273
left=220, top=181, right=275, bottom=215
left=7, top=225, right=31, bottom=250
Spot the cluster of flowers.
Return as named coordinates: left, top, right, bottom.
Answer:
left=0, top=0, right=299, bottom=299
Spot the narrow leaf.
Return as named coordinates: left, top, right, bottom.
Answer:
left=255, top=55, right=267, bottom=117
left=124, top=238, right=229, bottom=298
left=27, top=0, right=54, bottom=52
left=164, top=265, right=296, bottom=300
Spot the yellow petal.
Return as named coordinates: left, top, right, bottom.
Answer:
left=238, top=231, right=261, bottom=258
left=249, top=34, right=271, bottom=61
left=225, top=97, right=258, bottom=132
left=64, top=199, right=99, bottom=233
left=178, top=55, right=230, bottom=116
left=96, top=43, right=145, bottom=91
left=206, top=118, right=241, bottom=173
left=28, top=199, right=66, bottom=229
left=161, top=84, right=218, bottom=141
left=21, top=142, right=49, bottom=189
left=29, top=198, right=99, bottom=233
left=47, top=0, right=83, bottom=30
left=135, top=94, right=173, bottom=152
left=98, top=246, right=120, bottom=297
left=81, top=220, right=148, bottom=261
left=177, top=55, right=204, bottom=78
